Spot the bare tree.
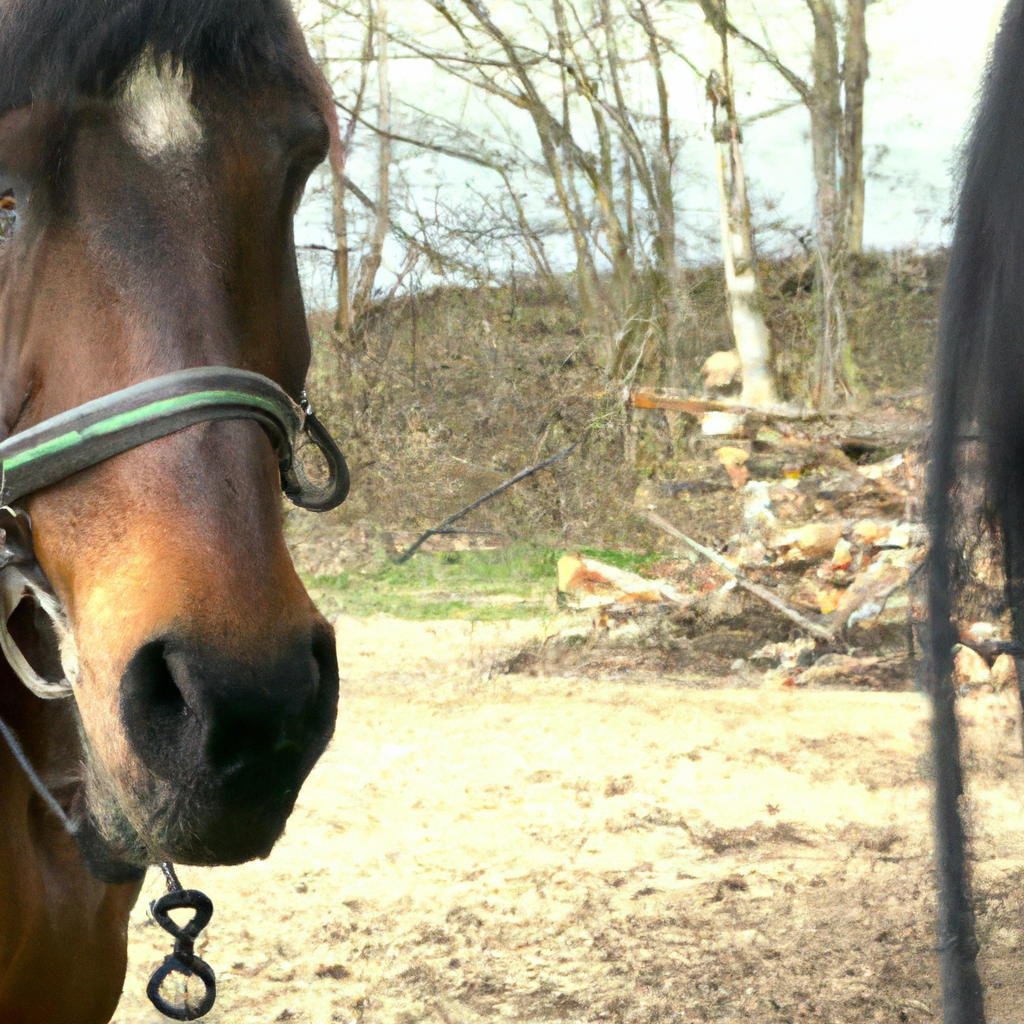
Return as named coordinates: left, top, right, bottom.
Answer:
left=699, top=0, right=777, bottom=408
left=315, top=16, right=371, bottom=338
left=302, top=0, right=809, bottom=399
left=806, top=0, right=846, bottom=409
left=350, top=0, right=391, bottom=332
left=390, top=0, right=708, bottom=383
left=841, top=0, right=868, bottom=256
left=631, top=0, right=691, bottom=387
left=448, top=0, right=604, bottom=323
left=726, top=1, right=871, bottom=408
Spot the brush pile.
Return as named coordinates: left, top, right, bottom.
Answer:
left=543, top=404, right=939, bottom=689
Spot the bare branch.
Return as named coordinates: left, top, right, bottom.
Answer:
left=635, top=508, right=835, bottom=641
left=721, top=13, right=810, bottom=103
left=395, top=439, right=585, bottom=563
left=334, top=99, right=509, bottom=170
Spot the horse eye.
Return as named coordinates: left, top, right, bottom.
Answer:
left=0, top=191, right=15, bottom=241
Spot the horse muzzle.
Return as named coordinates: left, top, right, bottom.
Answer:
left=110, top=620, right=340, bottom=865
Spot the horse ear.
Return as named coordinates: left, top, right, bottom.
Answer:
left=0, top=104, right=62, bottom=186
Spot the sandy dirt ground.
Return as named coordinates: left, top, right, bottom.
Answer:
left=110, top=615, right=1024, bottom=1024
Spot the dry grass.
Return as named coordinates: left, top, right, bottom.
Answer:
left=293, top=254, right=942, bottom=558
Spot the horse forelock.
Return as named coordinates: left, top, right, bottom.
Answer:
left=0, top=0, right=309, bottom=116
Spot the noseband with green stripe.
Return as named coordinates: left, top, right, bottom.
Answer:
left=0, top=365, right=350, bottom=511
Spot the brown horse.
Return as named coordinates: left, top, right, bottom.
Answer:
left=0, top=1, right=343, bottom=1020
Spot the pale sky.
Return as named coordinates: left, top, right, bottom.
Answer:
left=296, top=0, right=1008, bottom=298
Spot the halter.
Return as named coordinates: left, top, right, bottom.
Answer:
left=0, top=365, right=349, bottom=511
left=0, top=365, right=349, bottom=699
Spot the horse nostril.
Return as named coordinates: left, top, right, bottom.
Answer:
left=119, top=628, right=339, bottom=784
left=115, top=626, right=339, bottom=862
left=142, top=643, right=187, bottom=714
left=120, top=639, right=199, bottom=778
left=133, top=642, right=188, bottom=715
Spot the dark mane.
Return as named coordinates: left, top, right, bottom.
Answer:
left=0, top=0, right=305, bottom=115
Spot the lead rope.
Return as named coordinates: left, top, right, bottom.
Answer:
left=0, top=711, right=73, bottom=829
left=0, top=712, right=216, bottom=1020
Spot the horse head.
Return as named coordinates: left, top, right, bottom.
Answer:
left=0, top=0, right=341, bottom=876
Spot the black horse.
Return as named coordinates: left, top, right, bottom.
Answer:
left=930, top=1, right=1024, bottom=1020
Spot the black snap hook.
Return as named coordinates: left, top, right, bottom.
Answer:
left=147, top=886, right=217, bottom=1020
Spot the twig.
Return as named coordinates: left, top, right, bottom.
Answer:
left=424, top=528, right=507, bottom=537
left=394, top=439, right=584, bottom=564
left=633, top=507, right=835, bottom=642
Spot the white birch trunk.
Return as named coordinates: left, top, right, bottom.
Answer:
left=708, top=7, right=777, bottom=408
left=714, top=145, right=775, bottom=407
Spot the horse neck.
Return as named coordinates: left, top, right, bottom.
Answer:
left=0, top=661, right=142, bottom=1024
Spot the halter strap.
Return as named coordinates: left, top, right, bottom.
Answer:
left=0, top=367, right=349, bottom=703
left=0, top=366, right=349, bottom=512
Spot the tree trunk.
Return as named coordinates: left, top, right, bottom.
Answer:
left=841, top=0, right=868, bottom=256
left=327, top=118, right=351, bottom=335
left=313, top=32, right=358, bottom=342
left=352, top=0, right=391, bottom=332
left=806, top=0, right=848, bottom=410
left=549, top=0, right=602, bottom=328
left=579, top=34, right=632, bottom=322
left=635, top=0, right=691, bottom=386
left=704, top=0, right=778, bottom=408
left=335, top=145, right=356, bottom=331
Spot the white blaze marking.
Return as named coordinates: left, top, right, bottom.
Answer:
left=120, top=52, right=202, bottom=159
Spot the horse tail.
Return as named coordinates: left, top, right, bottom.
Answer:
left=928, top=3, right=1024, bottom=1020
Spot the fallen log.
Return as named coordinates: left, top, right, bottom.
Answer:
left=625, top=387, right=836, bottom=422
left=956, top=637, right=1024, bottom=662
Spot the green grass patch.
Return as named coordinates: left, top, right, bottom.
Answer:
left=303, top=543, right=658, bottom=621
left=575, top=548, right=663, bottom=575
left=306, top=544, right=558, bottom=621
left=312, top=544, right=560, bottom=596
